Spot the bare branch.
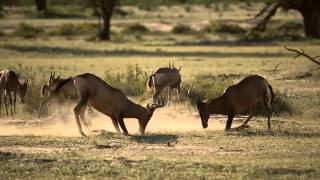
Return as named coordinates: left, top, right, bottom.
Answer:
left=313, top=55, right=320, bottom=59
left=284, top=46, right=320, bottom=65
left=254, top=4, right=272, bottom=19
left=253, top=3, right=280, bottom=31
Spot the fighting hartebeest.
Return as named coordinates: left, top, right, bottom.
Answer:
left=0, top=70, right=28, bottom=116
left=147, top=62, right=182, bottom=103
left=52, top=73, right=164, bottom=137
left=188, top=75, right=274, bottom=131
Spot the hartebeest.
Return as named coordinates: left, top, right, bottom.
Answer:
left=147, top=62, right=182, bottom=103
left=188, top=75, right=274, bottom=131
left=38, top=72, right=78, bottom=116
left=53, top=73, right=164, bottom=137
left=0, top=70, right=28, bottom=116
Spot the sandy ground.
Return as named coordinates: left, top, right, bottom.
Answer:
left=0, top=106, right=244, bottom=137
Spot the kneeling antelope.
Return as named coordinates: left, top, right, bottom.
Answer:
left=53, top=73, right=164, bottom=137
left=188, top=75, right=274, bottom=131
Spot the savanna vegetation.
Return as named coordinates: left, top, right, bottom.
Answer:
left=0, top=0, right=319, bottom=179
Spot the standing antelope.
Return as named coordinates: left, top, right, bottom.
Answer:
left=0, top=70, right=28, bottom=116
left=188, top=75, right=274, bottom=131
left=38, top=72, right=78, bottom=116
left=52, top=73, right=164, bottom=137
left=147, top=62, right=182, bottom=103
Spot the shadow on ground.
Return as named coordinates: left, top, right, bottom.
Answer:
left=129, top=134, right=178, bottom=144
left=1, top=44, right=291, bottom=58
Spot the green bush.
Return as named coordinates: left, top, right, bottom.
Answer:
left=242, top=22, right=304, bottom=42
left=242, top=29, right=303, bottom=42
left=49, top=23, right=98, bottom=36
left=122, top=23, right=149, bottom=34
left=202, top=22, right=246, bottom=35
left=0, top=30, right=5, bottom=37
left=171, top=24, right=194, bottom=34
left=104, top=64, right=149, bottom=98
left=184, top=74, right=234, bottom=101
left=12, top=23, right=44, bottom=38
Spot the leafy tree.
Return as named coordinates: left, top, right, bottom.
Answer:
left=87, top=0, right=119, bottom=41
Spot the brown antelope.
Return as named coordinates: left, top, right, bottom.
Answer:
left=188, top=75, right=274, bottom=131
left=52, top=73, right=164, bottom=137
left=38, top=72, right=78, bottom=116
left=147, top=62, right=182, bottom=103
left=0, top=70, right=28, bottom=116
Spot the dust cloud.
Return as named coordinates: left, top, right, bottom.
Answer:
left=0, top=105, right=231, bottom=137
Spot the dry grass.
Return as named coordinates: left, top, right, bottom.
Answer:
left=0, top=4, right=319, bottom=179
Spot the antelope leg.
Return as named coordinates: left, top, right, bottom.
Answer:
left=225, top=112, right=234, bottom=131
left=79, top=106, right=91, bottom=132
left=4, top=92, right=9, bottom=116
left=118, top=117, right=128, bottom=135
left=73, top=95, right=89, bottom=137
left=111, top=118, right=120, bottom=133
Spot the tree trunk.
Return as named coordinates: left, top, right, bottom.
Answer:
left=34, top=0, right=47, bottom=12
left=301, top=10, right=320, bottom=38
left=99, top=0, right=116, bottom=41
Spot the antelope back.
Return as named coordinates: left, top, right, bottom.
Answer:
left=153, top=68, right=181, bottom=89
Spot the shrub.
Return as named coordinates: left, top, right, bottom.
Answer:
left=242, top=22, right=304, bottom=42
left=122, top=23, right=149, bottom=34
left=12, top=23, right=44, bottom=38
left=242, top=28, right=303, bottom=42
left=49, top=23, right=98, bottom=36
left=183, top=74, right=234, bottom=102
left=171, top=24, right=194, bottom=34
left=104, top=64, right=149, bottom=99
left=0, top=30, right=5, bottom=37
left=202, top=22, right=245, bottom=35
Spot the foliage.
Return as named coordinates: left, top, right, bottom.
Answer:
left=171, top=24, right=195, bottom=34
left=104, top=64, right=149, bottom=98
left=11, top=23, right=44, bottom=39
left=49, top=23, right=99, bottom=36
left=122, top=23, right=149, bottom=34
left=202, top=22, right=246, bottom=35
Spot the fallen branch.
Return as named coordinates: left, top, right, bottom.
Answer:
left=284, top=46, right=320, bottom=65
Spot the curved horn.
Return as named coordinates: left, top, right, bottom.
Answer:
left=172, top=61, right=175, bottom=68
left=178, top=66, right=182, bottom=71
left=187, top=85, right=200, bottom=101
left=169, top=61, right=171, bottom=68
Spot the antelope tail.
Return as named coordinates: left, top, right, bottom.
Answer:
left=41, top=84, right=48, bottom=97
left=268, top=84, right=274, bottom=104
left=147, top=74, right=155, bottom=89
left=53, top=77, right=72, bottom=95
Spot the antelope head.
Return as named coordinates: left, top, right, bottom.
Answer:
left=139, top=96, right=164, bottom=135
left=188, top=86, right=210, bottom=129
left=48, top=72, right=61, bottom=91
left=19, top=79, right=28, bottom=103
